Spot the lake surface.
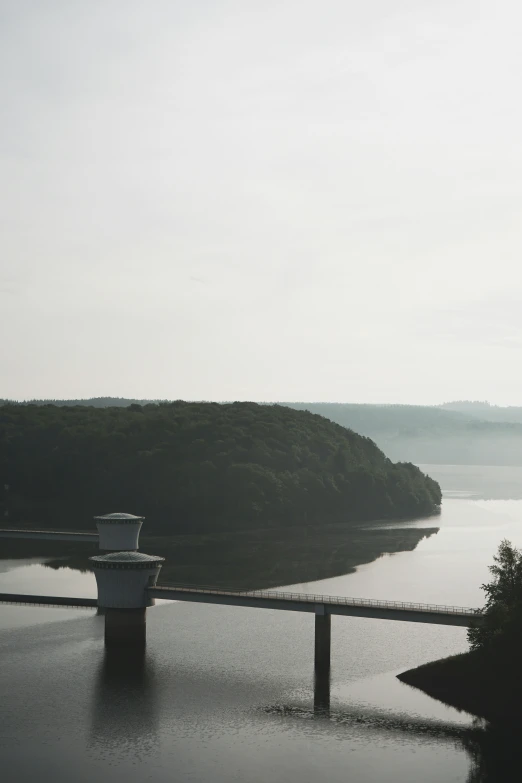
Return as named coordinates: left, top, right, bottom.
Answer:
left=2, top=464, right=522, bottom=782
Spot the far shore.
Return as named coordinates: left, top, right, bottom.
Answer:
left=0, top=522, right=439, bottom=590
left=398, top=648, right=522, bottom=723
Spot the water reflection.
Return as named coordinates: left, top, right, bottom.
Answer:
left=268, top=699, right=501, bottom=781
left=89, top=645, right=158, bottom=762
left=0, top=524, right=440, bottom=590
left=313, top=671, right=330, bottom=716
left=463, top=722, right=522, bottom=782
left=44, top=556, right=91, bottom=574
left=267, top=698, right=522, bottom=782
left=4, top=464, right=522, bottom=782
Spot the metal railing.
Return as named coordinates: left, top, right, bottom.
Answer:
left=153, top=583, right=480, bottom=617
left=0, top=585, right=480, bottom=617
left=0, top=528, right=98, bottom=535
left=0, top=593, right=97, bottom=609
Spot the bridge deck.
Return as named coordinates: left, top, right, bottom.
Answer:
left=0, top=593, right=97, bottom=609
left=0, top=585, right=481, bottom=626
left=150, top=584, right=480, bottom=627
left=0, top=529, right=98, bottom=542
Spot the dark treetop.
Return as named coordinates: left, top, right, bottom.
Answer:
left=0, top=401, right=440, bottom=533
left=7, top=397, right=522, bottom=464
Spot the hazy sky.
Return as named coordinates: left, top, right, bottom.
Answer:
left=2, top=1, right=522, bottom=404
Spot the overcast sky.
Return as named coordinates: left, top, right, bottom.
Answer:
left=2, top=1, right=522, bottom=404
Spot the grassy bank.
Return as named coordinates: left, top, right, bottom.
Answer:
left=398, top=647, right=522, bottom=722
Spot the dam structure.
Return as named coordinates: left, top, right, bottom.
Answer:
left=0, top=512, right=481, bottom=677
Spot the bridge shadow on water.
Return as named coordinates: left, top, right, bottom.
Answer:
left=269, top=675, right=522, bottom=783
left=462, top=723, right=522, bottom=782
left=86, top=643, right=522, bottom=781
left=84, top=616, right=522, bottom=783
left=89, top=644, right=159, bottom=763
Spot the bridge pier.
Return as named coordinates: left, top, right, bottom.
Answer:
left=314, top=671, right=330, bottom=715
left=314, top=607, right=331, bottom=715
left=104, top=608, right=146, bottom=646
left=314, top=606, right=331, bottom=675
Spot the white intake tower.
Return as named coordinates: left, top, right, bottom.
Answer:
left=89, top=551, right=165, bottom=646
left=89, top=551, right=164, bottom=608
left=94, top=512, right=144, bottom=551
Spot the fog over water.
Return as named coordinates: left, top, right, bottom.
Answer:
left=1, top=465, right=522, bottom=781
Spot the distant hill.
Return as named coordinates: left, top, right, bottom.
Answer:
left=283, top=403, right=522, bottom=465
left=0, top=401, right=440, bottom=532
left=4, top=397, right=522, bottom=465
left=440, top=400, right=492, bottom=412
left=0, top=397, right=167, bottom=408
left=440, top=400, right=522, bottom=424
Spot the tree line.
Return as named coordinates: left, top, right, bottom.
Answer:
left=0, top=401, right=441, bottom=533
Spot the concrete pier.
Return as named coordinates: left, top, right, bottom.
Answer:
left=314, top=607, right=331, bottom=676
left=104, top=608, right=147, bottom=646
left=314, top=608, right=331, bottom=714
left=314, top=671, right=330, bottom=715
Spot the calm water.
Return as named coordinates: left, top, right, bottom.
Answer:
left=1, top=464, right=522, bottom=782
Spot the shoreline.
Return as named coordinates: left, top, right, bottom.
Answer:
left=0, top=522, right=439, bottom=590
left=398, top=648, right=522, bottom=723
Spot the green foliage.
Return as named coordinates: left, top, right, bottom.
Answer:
left=0, top=401, right=440, bottom=533
left=0, top=397, right=167, bottom=408
left=284, top=403, right=522, bottom=465
left=468, top=540, right=522, bottom=652
left=6, top=398, right=522, bottom=464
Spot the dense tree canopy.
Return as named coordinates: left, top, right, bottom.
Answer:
left=0, top=401, right=441, bottom=533
left=468, top=540, right=522, bottom=653
left=401, top=540, right=522, bottom=724
left=6, top=398, right=522, bottom=464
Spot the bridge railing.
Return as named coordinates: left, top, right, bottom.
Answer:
left=153, top=583, right=480, bottom=616
left=0, top=593, right=97, bottom=609
left=0, top=528, right=98, bottom=535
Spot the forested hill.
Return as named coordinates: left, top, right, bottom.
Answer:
left=6, top=397, right=522, bottom=464
left=283, top=403, right=522, bottom=465
left=0, top=402, right=440, bottom=533
left=0, top=397, right=165, bottom=407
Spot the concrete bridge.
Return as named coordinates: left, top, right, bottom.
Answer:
left=0, top=587, right=478, bottom=625
left=0, top=514, right=481, bottom=708
left=0, top=593, right=98, bottom=608
left=150, top=584, right=477, bottom=627
left=0, top=584, right=479, bottom=680
left=0, top=529, right=99, bottom=543
left=0, top=514, right=143, bottom=548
